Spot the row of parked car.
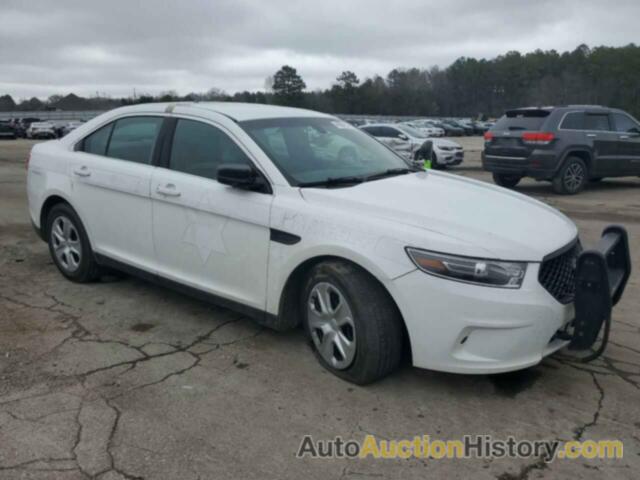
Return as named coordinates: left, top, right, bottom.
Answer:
left=347, top=117, right=495, bottom=137
left=0, top=118, right=84, bottom=140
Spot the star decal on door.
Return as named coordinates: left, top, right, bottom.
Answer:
left=181, top=191, right=228, bottom=264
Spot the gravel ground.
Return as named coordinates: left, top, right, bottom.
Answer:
left=1, top=138, right=639, bottom=479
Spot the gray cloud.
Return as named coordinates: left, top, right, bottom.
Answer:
left=1, top=0, right=639, bottom=99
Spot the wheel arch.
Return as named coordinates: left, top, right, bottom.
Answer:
left=559, top=148, right=593, bottom=175
left=275, top=254, right=412, bottom=361
left=39, top=194, right=91, bottom=247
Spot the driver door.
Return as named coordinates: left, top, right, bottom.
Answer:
left=150, top=117, right=273, bottom=311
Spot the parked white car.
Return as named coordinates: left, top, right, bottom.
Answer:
left=27, top=103, right=630, bottom=383
left=361, top=123, right=463, bottom=168
left=27, top=121, right=57, bottom=139
left=61, top=121, right=84, bottom=137
left=406, top=119, right=445, bottom=137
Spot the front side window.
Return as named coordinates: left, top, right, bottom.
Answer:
left=169, top=119, right=250, bottom=180
left=584, top=114, right=611, bottom=132
left=612, top=113, right=640, bottom=133
left=240, top=117, right=409, bottom=185
left=106, top=117, right=163, bottom=164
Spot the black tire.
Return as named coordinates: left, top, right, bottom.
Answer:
left=431, top=151, right=447, bottom=170
left=302, top=261, right=404, bottom=384
left=46, top=203, right=102, bottom=282
left=492, top=173, right=522, bottom=188
left=552, top=157, right=587, bottom=195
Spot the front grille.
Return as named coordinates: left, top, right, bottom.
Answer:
left=539, top=241, right=581, bottom=304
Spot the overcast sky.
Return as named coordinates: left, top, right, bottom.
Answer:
left=2, top=0, right=639, bottom=99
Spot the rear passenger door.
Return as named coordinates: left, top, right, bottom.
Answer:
left=71, top=116, right=164, bottom=271
left=150, top=117, right=273, bottom=311
left=584, top=113, right=620, bottom=176
left=611, top=112, right=640, bottom=175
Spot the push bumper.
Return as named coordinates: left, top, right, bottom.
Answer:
left=391, top=225, right=631, bottom=374
left=565, top=226, right=631, bottom=356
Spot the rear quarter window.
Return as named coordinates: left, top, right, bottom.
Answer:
left=559, top=112, right=584, bottom=130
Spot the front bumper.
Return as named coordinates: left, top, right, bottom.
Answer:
left=436, top=149, right=464, bottom=166
left=393, top=262, right=572, bottom=374
left=391, top=226, right=631, bottom=374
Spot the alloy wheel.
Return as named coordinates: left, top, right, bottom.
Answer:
left=51, top=215, right=82, bottom=272
left=307, top=282, right=357, bottom=370
left=564, top=163, right=585, bottom=192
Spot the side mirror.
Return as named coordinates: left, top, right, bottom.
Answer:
left=628, top=127, right=640, bottom=135
left=217, top=164, right=262, bottom=190
left=398, top=133, right=409, bottom=141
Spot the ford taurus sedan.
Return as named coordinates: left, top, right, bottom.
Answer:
left=27, top=103, right=630, bottom=383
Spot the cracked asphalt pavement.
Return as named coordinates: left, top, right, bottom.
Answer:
left=1, top=139, right=639, bottom=479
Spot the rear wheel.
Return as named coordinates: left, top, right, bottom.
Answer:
left=46, top=203, right=102, bottom=282
left=553, top=157, right=587, bottom=194
left=302, top=261, right=404, bottom=384
left=492, top=173, right=522, bottom=188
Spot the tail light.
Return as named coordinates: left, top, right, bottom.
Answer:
left=483, top=132, right=494, bottom=142
left=522, top=132, right=555, bottom=145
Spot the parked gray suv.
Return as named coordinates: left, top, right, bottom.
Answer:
left=482, top=105, right=640, bottom=194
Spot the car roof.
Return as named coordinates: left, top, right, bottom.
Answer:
left=361, top=123, right=401, bottom=128
left=109, top=102, right=332, bottom=122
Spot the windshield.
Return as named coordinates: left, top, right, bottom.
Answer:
left=240, top=117, right=410, bottom=186
left=397, top=124, right=427, bottom=138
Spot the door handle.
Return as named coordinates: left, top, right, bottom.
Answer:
left=156, top=184, right=181, bottom=197
left=619, top=135, right=629, bottom=139
left=586, top=134, right=597, bottom=138
left=73, top=166, right=91, bottom=177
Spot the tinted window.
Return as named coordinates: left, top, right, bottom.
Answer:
left=584, top=114, right=610, bottom=131
left=379, top=127, right=401, bottom=137
left=81, top=123, right=113, bottom=155
left=107, top=117, right=163, bottom=164
left=361, top=126, right=380, bottom=136
left=560, top=112, right=584, bottom=130
left=493, top=110, right=550, bottom=131
left=170, top=119, right=250, bottom=180
left=612, top=113, right=639, bottom=133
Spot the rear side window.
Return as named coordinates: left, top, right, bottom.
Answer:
left=612, top=113, right=639, bottom=133
left=106, top=117, right=163, bottom=164
left=584, top=114, right=611, bottom=131
left=81, top=123, right=113, bottom=155
left=169, top=119, right=250, bottom=180
left=493, top=110, right=550, bottom=131
left=559, top=112, right=584, bottom=130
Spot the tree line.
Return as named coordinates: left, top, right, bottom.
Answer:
left=2, top=44, right=640, bottom=119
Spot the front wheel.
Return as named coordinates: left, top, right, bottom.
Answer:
left=492, top=173, right=522, bottom=188
left=302, top=261, right=404, bottom=384
left=553, top=157, right=587, bottom=194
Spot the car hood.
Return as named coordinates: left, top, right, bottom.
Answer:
left=300, top=171, right=577, bottom=261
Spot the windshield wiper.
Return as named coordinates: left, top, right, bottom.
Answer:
left=298, top=175, right=365, bottom=188
left=364, top=167, right=420, bottom=181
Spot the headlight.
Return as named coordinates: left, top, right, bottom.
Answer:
left=406, top=248, right=527, bottom=289
left=438, top=146, right=454, bottom=151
